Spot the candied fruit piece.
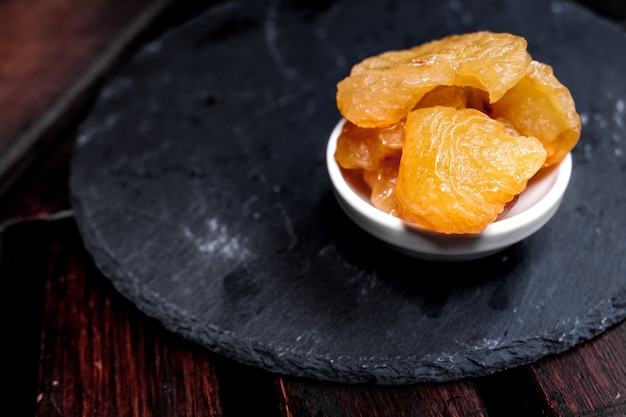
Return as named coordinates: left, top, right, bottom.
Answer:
left=376, top=119, right=405, bottom=150
left=489, top=60, right=581, bottom=167
left=415, top=85, right=468, bottom=110
left=395, top=107, right=547, bottom=234
left=363, top=155, right=401, bottom=214
left=336, top=31, right=531, bottom=128
left=334, top=120, right=403, bottom=170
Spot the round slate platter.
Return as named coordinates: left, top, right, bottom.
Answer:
left=70, top=0, right=626, bottom=384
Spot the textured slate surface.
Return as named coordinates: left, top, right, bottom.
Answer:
left=70, top=0, right=626, bottom=384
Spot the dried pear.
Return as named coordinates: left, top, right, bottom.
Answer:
left=336, top=32, right=531, bottom=128
left=490, top=60, right=581, bottom=166
left=395, top=107, right=547, bottom=234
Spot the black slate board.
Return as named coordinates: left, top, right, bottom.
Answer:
left=70, top=0, right=626, bottom=384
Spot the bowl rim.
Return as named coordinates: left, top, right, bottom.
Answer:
left=326, top=118, right=573, bottom=260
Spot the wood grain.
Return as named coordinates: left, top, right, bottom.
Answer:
left=276, top=377, right=488, bottom=417
left=0, top=131, right=74, bottom=225
left=530, top=323, right=626, bottom=416
left=0, top=0, right=153, bottom=144
left=0, top=0, right=174, bottom=196
left=1, top=219, right=224, bottom=416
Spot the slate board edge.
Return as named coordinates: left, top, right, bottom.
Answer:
left=68, top=188, right=625, bottom=385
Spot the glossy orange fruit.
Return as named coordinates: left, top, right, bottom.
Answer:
left=489, top=60, right=581, bottom=167
left=395, top=107, right=547, bottom=234
left=336, top=31, right=531, bottom=128
left=415, top=85, right=469, bottom=110
left=334, top=120, right=403, bottom=171
left=363, top=155, right=401, bottom=215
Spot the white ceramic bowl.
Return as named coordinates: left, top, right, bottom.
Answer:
left=326, top=119, right=573, bottom=262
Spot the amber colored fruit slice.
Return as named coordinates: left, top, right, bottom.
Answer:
left=415, top=85, right=469, bottom=110
left=489, top=60, right=582, bottom=167
left=395, top=107, right=547, bottom=234
left=336, top=31, right=531, bottom=128
left=334, top=120, right=404, bottom=170
left=363, top=154, right=401, bottom=214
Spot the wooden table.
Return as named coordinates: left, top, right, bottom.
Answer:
left=1, top=1, right=625, bottom=416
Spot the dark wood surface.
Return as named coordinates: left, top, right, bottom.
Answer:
left=0, top=1, right=624, bottom=416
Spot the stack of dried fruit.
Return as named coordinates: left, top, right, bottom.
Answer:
left=334, top=31, right=581, bottom=234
